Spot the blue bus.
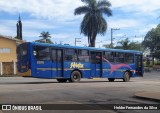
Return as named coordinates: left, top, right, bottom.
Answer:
left=17, top=42, right=143, bottom=82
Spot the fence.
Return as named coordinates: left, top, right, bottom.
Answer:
left=0, top=62, right=16, bottom=76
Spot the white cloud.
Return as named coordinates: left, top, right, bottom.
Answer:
left=0, top=19, right=57, bottom=37
left=0, top=26, right=16, bottom=37
left=110, top=0, right=160, bottom=17
left=138, top=24, right=157, bottom=34
left=0, top=0, right=160, bottom=46
left=108, top=18, right=141, bottom=28
left=23, top=20, right=56, bottom=29
left=0, top=20, right=16, bottom=36
left=53, top=34, right=74, bottom=39
left=0, top=0, right=83, bottom=21
left=114, top=33, right=126, bottom=37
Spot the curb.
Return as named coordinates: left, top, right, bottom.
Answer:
left=135, top=92, right=160, bottom=102
left=0, top=75, right=20, bottom=77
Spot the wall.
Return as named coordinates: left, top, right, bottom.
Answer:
left=0, top=37, right=17, bottom=75
left=0, top=37, right=17, bottom=62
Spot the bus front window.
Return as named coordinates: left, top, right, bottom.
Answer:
left=17, top=43, right=28, bottom=59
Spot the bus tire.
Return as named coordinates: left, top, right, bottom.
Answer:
left=57, top=79, right=67, bottom=83
left=108, top=78, right=115, bottom=82
left=70, top=71, right=81, bottom=82
left=123, top=71, right=130, bottom=82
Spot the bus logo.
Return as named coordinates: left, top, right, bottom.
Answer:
left=70, top=62, right=84, bottom=69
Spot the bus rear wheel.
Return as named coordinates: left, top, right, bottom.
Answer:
left=123, top=71, right=130, bottom=82
left=57, top=79, right=67, bottom=83
left=108, top=78, right=115, bottom=82
left=70, top=71, right=81, bottom=83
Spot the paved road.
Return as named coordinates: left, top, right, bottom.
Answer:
left=0, top=71, right=160, bottom=113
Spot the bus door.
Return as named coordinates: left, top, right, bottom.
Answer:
left=51, top=49, right=63, bottom=78
left=33, top=46, right=52, bottom=78
left=135, top=54, right=143, bottom=76
left=90, top=52, right=102, bottom=78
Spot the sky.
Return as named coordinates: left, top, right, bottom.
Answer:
left=0, top=0, right=160, bottom=47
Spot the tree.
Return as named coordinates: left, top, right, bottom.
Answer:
left=39, top=31, right=51, bottom=39
left=142, top=24, right=160, bottom=64
left=74, top=0, right=112, bottom=47
left=103, top=44, right=112, bottom=48
left=37, top=31, right=53, bottom=44
left=104, top=38, right=142, bottom=51
left=117, top=38, right=130, bottom=50
left=129, top=42, right=142, bottom=51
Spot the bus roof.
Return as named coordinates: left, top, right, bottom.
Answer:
left=29, top=42, right=143, bottom=54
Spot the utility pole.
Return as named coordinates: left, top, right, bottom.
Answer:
left=111, top=28, right=120, bottom=48
left=75, top=38, right=81, bottom=46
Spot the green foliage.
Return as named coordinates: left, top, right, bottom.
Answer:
left=39, top=31, right=51, bottom=39
left=74, top=0, right=112, bottom=47
left=104, top=38, right=142, bottom=50
left=35, top=31, right=53, bottom=44
left=146, top=58, right=150, bottom=66
left=117, top=38, right=130, bottom=50
left=142, top=24, right=160, bottom=62
left=103, top=44, right=112, bottom=48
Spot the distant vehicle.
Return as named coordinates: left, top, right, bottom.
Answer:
left=17, top=42, right=143, bottom=82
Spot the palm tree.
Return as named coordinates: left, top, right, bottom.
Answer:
left=74, top=0, right=112, bottom=47
left=37, top=31, right=53, bottom=44
left=117, top=38, right=130, bottom=50
left=39, top=31, right=51, bottom=40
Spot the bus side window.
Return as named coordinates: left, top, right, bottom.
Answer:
left=125, top=53, right=134, bottom=64
left=57, top=50, right=62, bottom=62
left=65, top=49, right=77, bottom=62
left=51, top=49, right=56, bottom=61
left=116, top=52, right=125, bottom=63
left=96, top=52, right=101, bottom=64
left=78, top=50, right=89, bottom=62
left=103, top=51, right=114, bottom=62
left=33, top=46, right=50, bottom=61
left=90, top=52, right=101, bottom=64
left=90, top=52, right=96, bottom=63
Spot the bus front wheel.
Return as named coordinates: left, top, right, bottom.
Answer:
left=123, top=71, right=130, bottom=82
left=70, top=71, right=81, bottom=82
left=108, top=78, right=115, bottom=82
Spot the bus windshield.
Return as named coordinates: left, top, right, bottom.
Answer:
left=17, top=43, right=28, bottom=59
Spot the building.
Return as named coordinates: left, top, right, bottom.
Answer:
left=0, top=35, right=23, bottom=75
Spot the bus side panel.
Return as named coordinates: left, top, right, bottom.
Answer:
left=79, top=62, right=91, bottom=78
left=130, top=64, right=136, bottom=77
left=31, top=60, right=53, bottom=79
left=102, top=62, right=111, bottom=78
left=63, top=62, right=73, bottom=78
left=114, top=67, right=125, bottom=78
left=113, top=64, right=136, bottom=78
left=63, top=62, right=91, bottom=78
